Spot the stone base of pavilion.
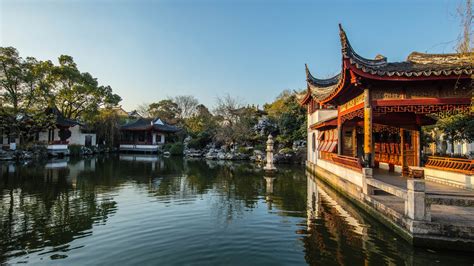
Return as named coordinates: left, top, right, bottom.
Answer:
left=306, top=159, right=474, bottom=251
left=47, top=144, right=70, bottom=157
left=119, top=144, right=162, bottom=153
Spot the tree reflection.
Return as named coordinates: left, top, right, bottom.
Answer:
left=0, top=159, right=117, bottom=263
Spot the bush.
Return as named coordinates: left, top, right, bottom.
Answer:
left=69, top=144, right=82, bottom=156
left=253, top=144, right=265, bottom=151
left=237, top=146, right=253, bottom=155
left=162, top=143, right=172, bottom=152
left=279, top=147, right=294, bottom=154
left=188, top=138, right=206, bottom=150
left=169, top=143, right=184, bottom=156
left=187, top=132, right=212, bottom=150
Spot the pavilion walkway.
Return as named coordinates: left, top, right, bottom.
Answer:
left=371, top=168, right=474, bottom=226
left=373, top=168, right=474, bottom=196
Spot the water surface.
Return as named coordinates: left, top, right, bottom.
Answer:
left=0, top=155, right=472, bottom=265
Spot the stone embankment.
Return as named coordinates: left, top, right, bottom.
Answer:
left=0, top=145, right=116, bottom=161
left=184, top=143, right=307, bottom=164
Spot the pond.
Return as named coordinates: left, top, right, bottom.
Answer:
left=0, top=155, right=473, bottom=265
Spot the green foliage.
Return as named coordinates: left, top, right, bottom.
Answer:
left=1, top=46, right=122, bottom=147
left=51, top=55, right=121, bottom=121
left=264, top=90, right=306, bottom=147
left=188, top=132, right=213, bottom=150
left=185, top=104, right=217, bottom=139
left=169, top=143, right=184, bottom=155
left=69, top=144, right=82, bottom=157
left=90, top=108, right=122, bottom=148
left=279, top=147, right=294, bottom=154
left=253, top=144, right=265, bottom=151
left=0, top=47, right=56, bottom=142
left=436, top=114, right=474, bottom=153
left=148, top=99, right=181, bottom=124
left=237, top=146, right=253, bottom=155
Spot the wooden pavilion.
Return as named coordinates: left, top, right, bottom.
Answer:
left=299, top=24, right=473, bottom=182
left=119, top=118, right=181, bottom=153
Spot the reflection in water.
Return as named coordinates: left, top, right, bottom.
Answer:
left=0, top=156, right=472, bottom=265
left=304, top=173, right=474, bottom=265
left=264, top=176, right=276, bottom=210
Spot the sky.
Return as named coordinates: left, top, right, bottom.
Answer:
left=0, top=0, right=466, bottom=111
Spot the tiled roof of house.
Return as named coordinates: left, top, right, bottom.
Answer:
left=121, top=118, right=181, bottom=133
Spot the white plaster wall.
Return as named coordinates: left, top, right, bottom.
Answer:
left=307, top=109, right=337, bottom=165
left=317, top=109, right=338, bottom=123
left=68, top=126, right=97, bottom=146
left=1, top=135, right=20, bottom=146
left=317, top=159, right=363, bottom=188
left=152, top=133, right=165, bottom=144
left=307, top=129, right=318, bottom=165
left=308, top=109, right=338, bottom=127
left=1, top=135, right=7, bottom=145
left=38, top=129, right=61, bottom=143
left=38, top=132, right=49, bottom=143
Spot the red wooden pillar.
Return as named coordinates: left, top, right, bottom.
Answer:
left=337, top=106, right=342, bottom=155
left=352, top=127, right=357, bottom=157
left=363, top=88, right=373, bottom=167
left=400, top=128, right=408, bottom=176
left=412, top=129, right=421, bottom=166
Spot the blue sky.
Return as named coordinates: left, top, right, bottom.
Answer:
left=0, top=0, right=465, bottom=110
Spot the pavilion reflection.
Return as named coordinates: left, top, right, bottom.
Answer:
left=304, top=171, right=419, bottom=265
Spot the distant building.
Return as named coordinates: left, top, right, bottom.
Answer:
left=119, top=118, right=180, bottom=153
left=108, top=105, right=142, bottom=123
left=1, top=108, right=97, bottom=155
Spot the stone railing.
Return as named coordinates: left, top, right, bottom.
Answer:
left=49, top=140, right=69, bottom=145
left=120, top=141, right=156, bottom=145
left=331, top=154, right=362, bottom=172
left=426, top=194, right=474, bottom=207
left=425, top=156, right=474, bottom=175
left=362, top=168, right=430, bottom=221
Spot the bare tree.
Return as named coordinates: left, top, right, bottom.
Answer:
left=456, top=0, right=473, bottom=53
left=213, top=94, right=243, bottom=126
left=136, top=103, right=151, bottom=118
left=172, top=95, right=199, bottom=119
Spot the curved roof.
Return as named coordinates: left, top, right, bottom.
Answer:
left=121, top=118, right=181, bottom=133
left=299, top=24, right=473, bottom=105
left=339, top=24, right=473, bottom=78
left=305, top=64, right=343, bottom=102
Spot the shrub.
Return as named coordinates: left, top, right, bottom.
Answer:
left=237, top=146, right=253, bottom=155
left=279, top=147, right=294, bottom=154
left=169, top=143, right=184, bottom=156
left=188, top=138, right=206, bottom=150
left=162, top=143, right=172, bottom=152
left=253, top=144, right=265, bottom=151
left=69, top=144, right=82, bottom=157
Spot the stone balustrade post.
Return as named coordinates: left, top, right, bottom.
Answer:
left=362, top=167, right=374, bottom=195
left=405, top=179, right=429, bottom=221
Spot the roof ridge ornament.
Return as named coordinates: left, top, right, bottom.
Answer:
left=338, top=23, right=350, bottom=57
left=338, top=23, right=387, bottom=66
left=305, top=63, right=310, bottom=80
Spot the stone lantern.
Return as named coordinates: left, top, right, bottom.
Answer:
left=263, top=134, right=276, bottom=172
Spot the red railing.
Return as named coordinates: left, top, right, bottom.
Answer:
left=320, top=151, right=333, bottom=161
left=425, top=156, right=474, bottom=175
left=320, top=151, right=362, bottom=172
left=332, top=154, right=363, bottom=172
